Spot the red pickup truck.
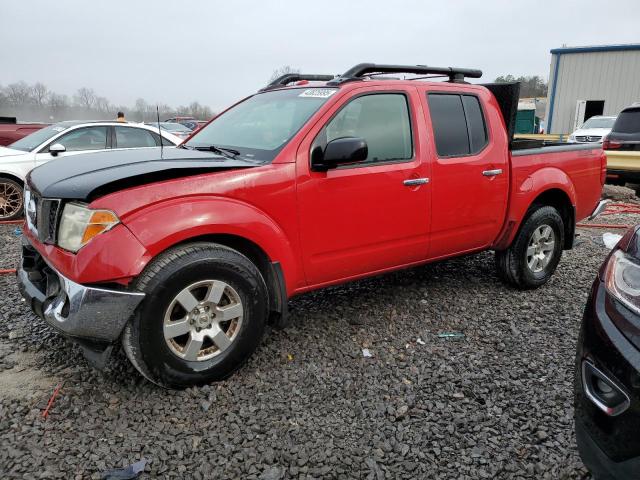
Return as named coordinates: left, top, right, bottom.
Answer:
left=17, top=64, right=606, bottom=388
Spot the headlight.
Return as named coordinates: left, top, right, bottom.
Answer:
left=57, top=203, right=119, bottom=252
left=604, top=250, right=640, bottom=315
left=568, top=134, right=576, bottom=141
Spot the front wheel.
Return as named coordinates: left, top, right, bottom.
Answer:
left=122, top=242, right=268, bottom=388
left=495, top=206, right=565, bottom=289
left=0, top=177, right=24, bottom=221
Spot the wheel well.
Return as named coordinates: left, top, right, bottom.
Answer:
left=171, top=234, right=286, bottom=323
left=528, top=189, right=575, bottom=249
left=0, top=173, right=24, bottom=187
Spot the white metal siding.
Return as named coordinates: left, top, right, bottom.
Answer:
left=546, top=50, right=640, bottom=134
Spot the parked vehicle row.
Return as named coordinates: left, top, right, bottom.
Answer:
left=0, top=121, right=181, bottom=220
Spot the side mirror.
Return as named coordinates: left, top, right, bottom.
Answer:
left=49, top=143, right=66, bottom=156
left=311, top=137, right=368, bottom=172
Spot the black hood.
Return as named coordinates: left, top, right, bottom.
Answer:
left=27, top=147, right=260, bottom=201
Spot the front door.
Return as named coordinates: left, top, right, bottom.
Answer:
left=35, top=125, right=110, bottom=166
left=296, top=87, right=431, bottom=286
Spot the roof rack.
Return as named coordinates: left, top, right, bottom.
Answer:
left=327, top=63, right=483, bottom=85
left=260, top=74, right=336, bottom=91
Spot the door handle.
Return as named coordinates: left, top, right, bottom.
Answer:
left=482, top=169, right=503, bottom=177
left=403, top=178, right=429, bottom=186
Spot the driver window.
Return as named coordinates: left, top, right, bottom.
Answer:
left=55, top=126, right=108, bottom=152
left=319, top=93, right=413, bottom=164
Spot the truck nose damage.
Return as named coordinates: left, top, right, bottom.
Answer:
left=17, top=240, right=144, bottom=367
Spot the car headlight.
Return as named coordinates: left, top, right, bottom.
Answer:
left=604, top=250, right=640, bottom=315
left=568, top=134, right=576, bottom=141
left=57, top=203, right=119, bottom=252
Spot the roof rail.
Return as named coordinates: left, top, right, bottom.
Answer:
left=327, top=63, right=483, bottom=85
left=260, top=74, right=336, bottom=91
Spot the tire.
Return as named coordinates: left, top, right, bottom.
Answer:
left=495, top=206, right=564, bottom=289
left=0, top=177, right=24, bottom=221
left=122, top=242, right=268, bottom=388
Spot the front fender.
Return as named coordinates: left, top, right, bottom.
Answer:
left=495, top=167, right=577, bottom=249
left=122, top=196, right=300, bottom=294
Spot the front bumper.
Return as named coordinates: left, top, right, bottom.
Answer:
left=575, top=278, right=640, bottom=479
left=17, top=239, right=145, bottom=346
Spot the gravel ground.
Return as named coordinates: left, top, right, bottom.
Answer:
left=1, top=193, right=639, bottom=479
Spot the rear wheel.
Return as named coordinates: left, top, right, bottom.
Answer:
left=122, top=242, right=268, bottom=388
left=495, top=206, right=564, bottom=289
left=0, top=177, right=23, bottom=221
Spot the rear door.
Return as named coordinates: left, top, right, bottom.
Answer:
left=421, top=88, right=509, bottom=258
left=296, top=86, right=431, bottom=286
left=113, top=126, right=160, bottom=149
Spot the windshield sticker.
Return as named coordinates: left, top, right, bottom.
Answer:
left=299, top=88, right=337, bottom=99
left=52, top=127, right=65, bottom=132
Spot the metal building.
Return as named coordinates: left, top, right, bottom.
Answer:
left=545, top=44, right=640, bottom=134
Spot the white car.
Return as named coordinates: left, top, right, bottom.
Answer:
left=0, top=121, right=181, bottom=220
left=567, top=115, right=617, bottom=144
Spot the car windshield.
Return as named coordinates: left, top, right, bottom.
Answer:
left=582, top=117, right=616, bottom=129
left=162, top=123, right=191, bottom=132
left=185, top=87, right=337, bottom=162
left=8, top=123, right=71, bottom=152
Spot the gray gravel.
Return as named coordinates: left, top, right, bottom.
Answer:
left=1, top=199, right=638, bottom=479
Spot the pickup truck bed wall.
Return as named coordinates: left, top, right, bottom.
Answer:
left=0, top=122, right=48, bottom=146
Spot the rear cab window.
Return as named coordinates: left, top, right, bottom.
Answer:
left=427, top=92, right=488, bottom=157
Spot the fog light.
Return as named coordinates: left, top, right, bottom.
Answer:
left=582, top=361, right=630, bottom=416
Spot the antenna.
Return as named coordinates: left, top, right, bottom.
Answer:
left=156, top=105, right=163, bottom=159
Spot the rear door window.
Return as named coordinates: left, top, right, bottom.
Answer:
left=115, top=127, right=158, bottom=148
left=427, top=93, right=487, bottom=157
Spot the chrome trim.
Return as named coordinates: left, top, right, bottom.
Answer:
left=18, top=257, right=145, bottom=342
left=582, top=360, right=630, bottom=417
left=403, top=178, right=429, bottom=186
left=587, top=199, right=610, bottom=221
left=482, top=169, right=503, bottom=177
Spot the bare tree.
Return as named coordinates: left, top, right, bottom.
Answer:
left=134, top=98, right=149, bottom=121
left=47, top=93, right=69, bottom=119
left=74, top=87, right=97, bottom=109
left=269, top=65, right=300, bottom=83
left=32, top=82, right=49, bottom=107
left=95, top=96, right=111, bottom=114
left=5, top=81, right=33, bottom=106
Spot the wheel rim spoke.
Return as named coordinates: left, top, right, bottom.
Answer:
left=182, top=334, right=203, bottom=361
left=175, top=289, right=199, bottom=312
left=205, top=280, right=226, bottom=304
left=218, top=302, right=243, bottom=321
left=163, top=318, right=191, bottom=339
left=209, top=326, right=232, bottom=351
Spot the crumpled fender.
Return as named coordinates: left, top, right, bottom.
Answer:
left=494, top=166, right=577, bottom=250
left=122, top=195, right=299, bottom=294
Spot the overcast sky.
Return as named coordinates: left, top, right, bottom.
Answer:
left=1, top=0, right=639, bottom=112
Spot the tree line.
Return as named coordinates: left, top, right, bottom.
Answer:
left=0, top=81, right=215, bottom=123
left=493, top=75, right=548, bottom=98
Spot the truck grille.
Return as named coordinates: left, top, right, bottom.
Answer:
left=24, top=187, right=60, bottom=244
left=575, top=135, right=602, bottom=143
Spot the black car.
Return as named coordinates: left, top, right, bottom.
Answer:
left=575, top=225, right=640, bottom=479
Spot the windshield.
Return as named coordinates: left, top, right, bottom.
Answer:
left=185, top=87, right=337, bottom=162
left=581, top=117, right=616, bottom=129
left=9, top=123, right=71, bottom=152
left=162, top=122, right=190, bottom=132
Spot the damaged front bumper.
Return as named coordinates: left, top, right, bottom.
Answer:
left=17, top=239, right=145, bottom=367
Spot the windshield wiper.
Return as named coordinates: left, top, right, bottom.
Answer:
left=192, top=145, right=240, bottom=159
